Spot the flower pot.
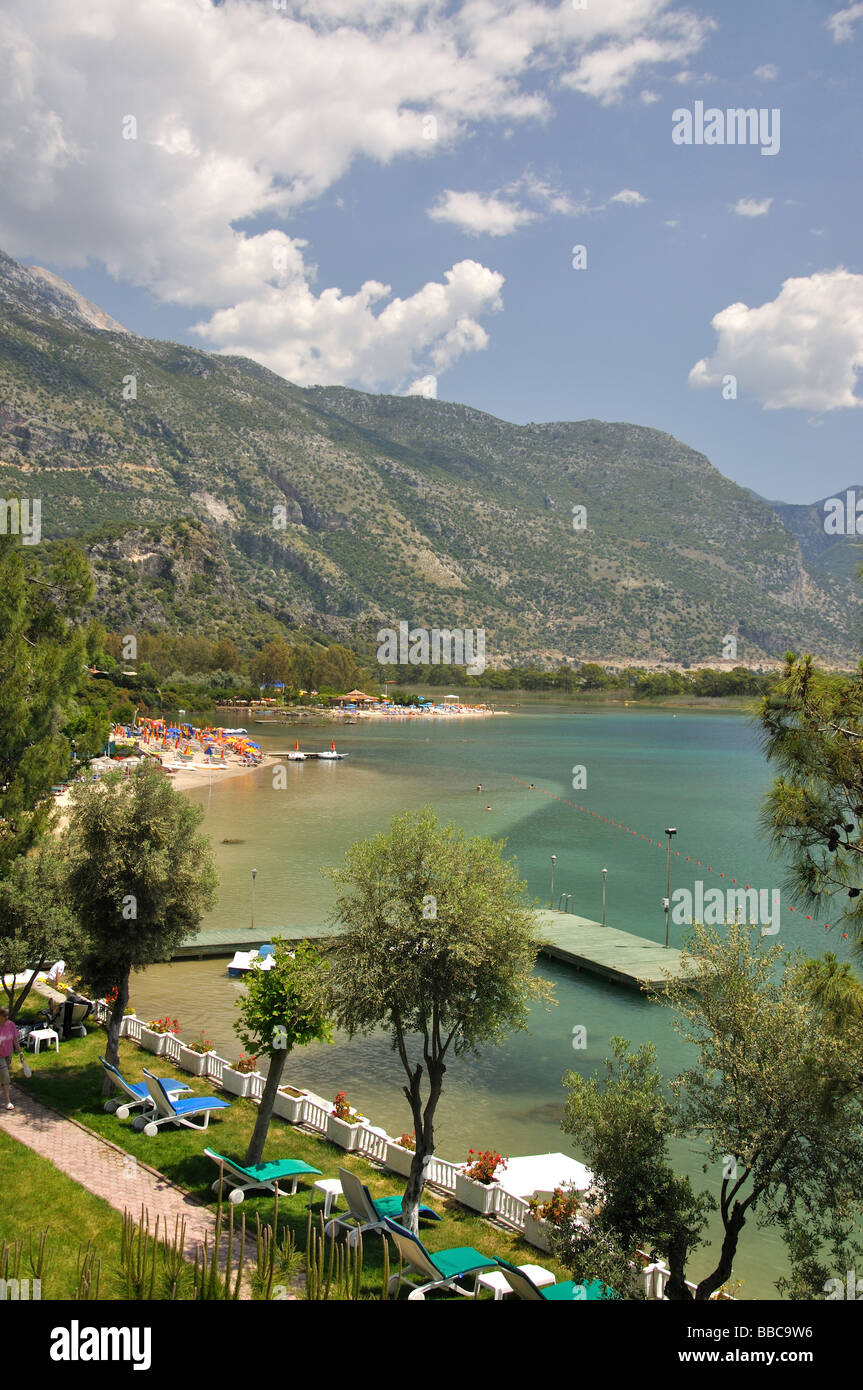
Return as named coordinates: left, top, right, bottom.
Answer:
left=523, top=1212, right=552, bottom=1253
left=177, top=1045, right=213, bottom=1077
left=326, top=1113, right=367, bottom=1150
left=273, top=1087, right=308, bottom=1124
left=139, top=1027, right=169, bottom=1056
left=455, top=1172, right=499, bottom=1216
left=385, top=1141, right=416, bottom=1178
left=221, top=1067, right=255, bottom=1097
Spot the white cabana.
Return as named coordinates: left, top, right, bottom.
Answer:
left=495, top=1152, right=593, bottom=1200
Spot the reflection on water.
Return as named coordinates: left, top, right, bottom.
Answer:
left=129, top=707, right=848, bottom=1298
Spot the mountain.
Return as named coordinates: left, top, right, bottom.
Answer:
left=0, top=251, right=129, bottom=335
left=0, top=246, right=859, bottom=668
left=757, top=489, right=863, bottom=587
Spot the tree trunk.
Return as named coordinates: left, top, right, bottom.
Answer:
left=244, top=1049, right=287, bottom=1167
left=664, top=1228, right=695, bottom=1300
left=101, top=975, right=129, bottom=1095
left=400, top=1063, right=445, bottom=1233
left=695, top=1203, right=746, bottom=1300
left=9, top=965, right=44, bottom=1018
left=400, top=1065, right=430, bottom=1234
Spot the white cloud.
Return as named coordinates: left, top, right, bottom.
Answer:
left=754, top=63, right=778, bottom=79
left=640, top=89, right=661, bottom=103
left=428, top=190, right=538, bottom=236
left=689, top=269, right=863, bottom=411
left=0, top=0, right=709, bottom=388
left=665, top=218, right=679, bottom=227
left=732, top=197, right=773, bottom=217
left=828, top=3, right=863, bottom=41
left=428, top=175, right=647, bottom=237
left=564, top=16, right=713, bottom=106
left=193, top=255, right=504, bottom=391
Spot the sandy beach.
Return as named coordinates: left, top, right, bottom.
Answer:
left=51, top=750, right=276, bottom=827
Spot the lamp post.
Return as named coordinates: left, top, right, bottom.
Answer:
left=251, top=868, right=257, bottom=933
left=550, top=854, right=557, bottom=909
left=601, top=867, right=607, bottom=927
left=664, top=828, right=677, bottom=947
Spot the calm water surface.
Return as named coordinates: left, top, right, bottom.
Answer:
left=133, top=707, right=856, bottom=1297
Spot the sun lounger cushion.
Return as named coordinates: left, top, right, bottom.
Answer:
left=429, top=1246, right=495, bottom=1278
left=170, top=1096, right=230, bottom=1115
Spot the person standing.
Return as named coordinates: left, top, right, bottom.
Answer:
left=0, top=1007, right=22, bottom=1110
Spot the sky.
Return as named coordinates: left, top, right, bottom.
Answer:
left=1, top=0, right=861, bottom=503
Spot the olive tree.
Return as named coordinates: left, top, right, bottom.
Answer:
left=0, top=842, right=81, bottom=1016
left=63, top=764, right=218, bottom=1089
left=235, top=938, right=333, bottom=1166
left=559, top=927, right=863, bottom=1298
left=326, top=806, right=552, bottom=1232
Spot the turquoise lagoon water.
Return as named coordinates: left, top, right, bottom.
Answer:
left=133, top=706, right=858, bottom=1297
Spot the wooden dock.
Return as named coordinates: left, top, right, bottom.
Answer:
left=174, top=912, right=694, bottom=992
left=535, top=909, right=695, bottom=991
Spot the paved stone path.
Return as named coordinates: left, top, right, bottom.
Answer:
left=0, top=1084, right=295, bottom=1298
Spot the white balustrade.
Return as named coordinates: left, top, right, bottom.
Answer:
left=206, top=1053, right=225, bottom=1083
left=494, top=1189, right=531, bottom=1227
left=104, top=1007, right=733, bottom=1292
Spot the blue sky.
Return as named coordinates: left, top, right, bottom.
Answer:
left=1, top=0, right=861, bottom=503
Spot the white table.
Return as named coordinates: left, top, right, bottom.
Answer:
left=27, top=1028, right=59, bottom=1055
left=309, top=1177, right=343, bottom=1219
left=478, top=1263, right=556, bottom=1300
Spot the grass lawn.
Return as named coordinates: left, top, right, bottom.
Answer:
left=0, top=1126, right=144, bottom=1299
left=12, top=1016, right=574, bottom=1299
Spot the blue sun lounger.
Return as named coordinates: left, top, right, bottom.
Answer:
left=204, top=1147, right=322, bottom=1202
left=99, top=1056, right=190, bottom=1118
left=136, top=1067, right=230, bottom=1135
left=383, top=1218, right=498, bottom=1299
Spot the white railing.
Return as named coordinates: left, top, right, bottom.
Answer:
left=303, top=1098, right=330, bottom=1132
left=424, top=1156, right=459, bottom=1192
left=636, top=1254, right=728, bottom=1300
left=494, top=1189, right=531, bottom=1227
left=93, top=1008, right=729, bottom=1293
left=354, top=1125, right=388, bottom=1163
left=205, top=1052, right=225, bottom=1084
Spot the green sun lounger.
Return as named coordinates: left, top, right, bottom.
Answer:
left=383, top=1217, right=498, bottom=1299
left=496, top=1258, right=616, bottom=1300
left=204, top=1147, right=322, bottom=1201
left=325, top=1166, right=442, bottom=1242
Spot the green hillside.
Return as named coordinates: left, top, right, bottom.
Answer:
left=0, top=247, right=858, bottom=667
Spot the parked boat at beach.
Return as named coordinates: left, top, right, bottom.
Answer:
left=316, top=740, right=346, bottom=760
